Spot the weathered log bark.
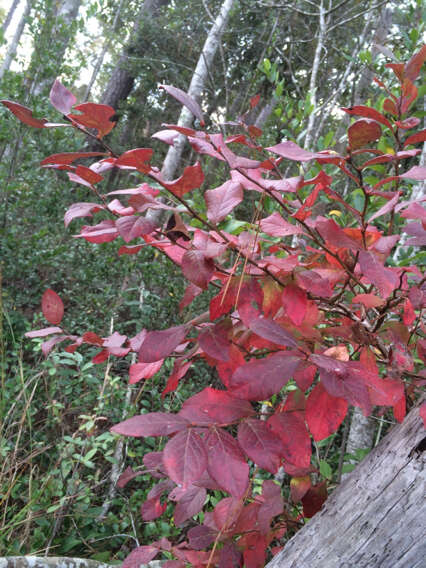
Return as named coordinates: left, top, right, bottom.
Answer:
left=266, top=400, right=426, bottom=568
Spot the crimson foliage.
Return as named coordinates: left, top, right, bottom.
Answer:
left=4, top=47, right=426, bottom=567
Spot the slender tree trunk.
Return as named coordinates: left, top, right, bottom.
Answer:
left=0, top=0, right=31, bottom=82
left=83, top=0, right=126, bottom=102
left=255, top=95, right=279, bottom=128
left=266, top=399, right=426, bottom=568
left=161, top=0, right=235, bottom=181
left=1, top=0, right=21, bottom=36
left=303, top=0, right=326, bottom=151
left=100, top=0, right=169, bottom=109
left=28, top=0, right=81, bottom=96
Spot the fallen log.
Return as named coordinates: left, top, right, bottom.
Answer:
left=266, top=400, right=426, bottom=568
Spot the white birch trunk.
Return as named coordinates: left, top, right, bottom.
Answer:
left=0, top=0, right=31, bottom=82
left=160, top=0, right=235, bottom=181
left=266, top=399, right=426, bottom=568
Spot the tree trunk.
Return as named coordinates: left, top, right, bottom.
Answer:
left=1, top=0, right=21, bottom=36
left=303, top=0, right=326, bottom=151
left=160, top=0, right=235, bottom=181
left=27, top=0, right=81, bottom=96
left=266, top=400, right=426, bottom=568
left=100, top=0, right=169, bottom=109
left=0, top=0, right=31, bottom=82
left=82, top=0, right=126, bottom=102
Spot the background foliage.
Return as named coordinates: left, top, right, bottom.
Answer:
left=0, top=0, right=424, bottom=561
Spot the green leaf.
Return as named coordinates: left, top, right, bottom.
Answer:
left=319, top=460, right=333, bottom=479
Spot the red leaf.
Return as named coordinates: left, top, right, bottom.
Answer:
left=41, top=152, right=105, bottom=166
left=122, top=546, right=159, bottom=568
left=141, top=495, right=167, bottom=521
left=116, top=215, right=156, bottom=242
left=403, top=299, right=416, bottom=326
left=64, top=202, right=105, bottom=227
left=179, top=387, right=254, bottom=425
left=341, top=105, right=392, bottom=129
left=160, top=84, right=205, bottom=126
left=237, top=278, right=264, bottom=327
left=74, top=220, right=118, bottom=244
left=310, top=354, right=372, bottom=415
left=393, top=395, right=406, bottom=423
left=172, top=485, right=207, bottom=526
left=217, top=344, right=246, bottom=389
left=404, top=129, right=426, bottom=147
left=68, top=165, right=104, bottom=187
left=260, top=212, right=302, bottom=237
left=162, top=162, right=204, bottom=197
left=69, top=103, right=116, bottom=138
left=367, top=192, right=401, bottom=222
left=143, top=451, right=166, bottom=478
left=182, top=250, right=214, bottom=289
left=111, top=412, right=189, bottom=437
left=163, top=429, right=207, bottom=488
left=240, top=533, right=267, bottom=568
left=250, top=94, right=261, bottom=108
left=41, top=335, right=71, bottom=357
left=268, top=411, right=311, bottom=470
left=116, top=466, right=143, bottom=488
left=348, top=119, right=382, bottom=150
left=282, top=285, right=307, bottom=326
left=238, top=419, right=284, bottom=473
left=296, top=270, right=333, bottom=298
left=249, top=316, right=297, bottom=348
left=129, top=361, right=163, bottom=384
left=257, top=480, right=284, bottom=534
left=315, top=218, right=361, bottom=250
left=118, top=244, right=143, bottom=255
left=42, top=289, right=64, bottom=325
left=187, top=525, right=217, bottom=550
left=198, top=323, right=231, bottom=362
left=301, top=482, right=327, bottom=518
left=294, top=363, right=316, bottom=391
left=205, top=180, right=243, bottom=224
left=141, top=480, right=173, bottom=520
left=1, top=100, right=47, bottom=128
left=290, top=475, right=311, bottom=502
left=229, top=352, right=300, bottom=401
left=367, top=375, right=404, bottom=406
left=352, top=293, right=384, bottom=309
left=400, top=166, right=426, bottom=181
left=404, top=44, right=426, bottom=81
left=115, top=148, right=153, bottom=172
left=25, top=326, right=63, bottom=338
left=139, top=325, right=187, bottom=362
left=162, top=359, right=192, bottom=398
left=306, top=382, right=348, bottom=441
left=50, top=79, right=77, bottom=114
left=267, top=140, right=331, bottom=162
left=205, top=428, right=249, bottom=498
left=179, top=282, right=203, bottom=311
left=219, top=543, right=242, bottom=568
left=358, top=251, right=399, bottom=298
